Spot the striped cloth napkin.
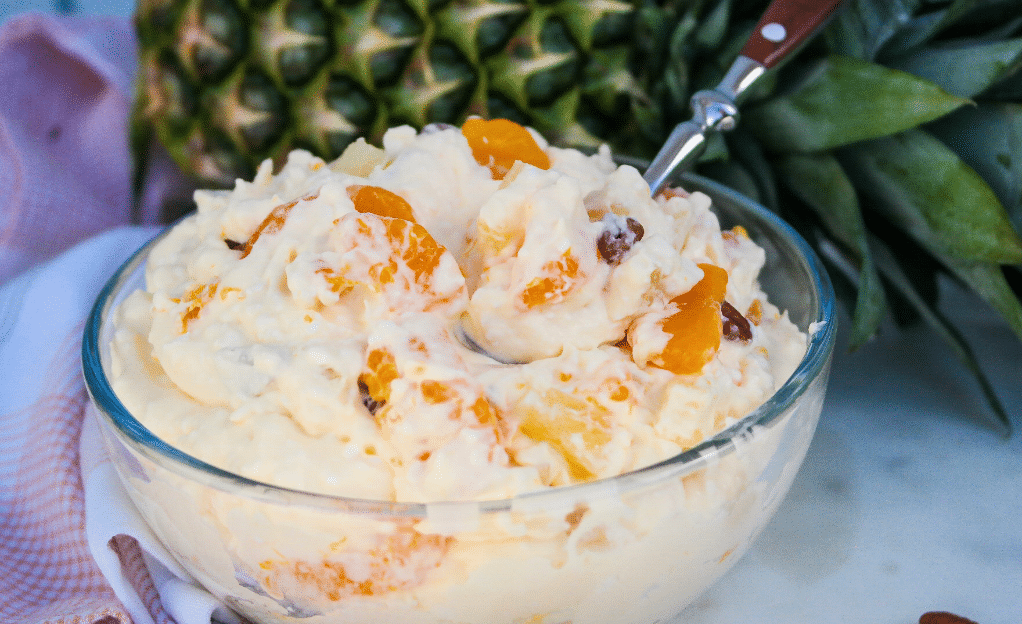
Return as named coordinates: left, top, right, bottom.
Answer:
left=0, top=13, right=231, bottom=624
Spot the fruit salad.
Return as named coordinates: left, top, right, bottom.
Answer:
left=97, top=118, right=830, bottom=624
left=109, top=118, right=806, bottom=503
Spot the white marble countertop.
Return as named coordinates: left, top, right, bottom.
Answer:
left=677, top=284, right=1022, bottom=624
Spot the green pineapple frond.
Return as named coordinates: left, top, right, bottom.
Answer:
left=706, top=0, right=1022, bottom=433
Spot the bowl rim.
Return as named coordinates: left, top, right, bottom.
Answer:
left=81, top=171, right=836, bottom=516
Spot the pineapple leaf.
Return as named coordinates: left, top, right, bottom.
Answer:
left=693, top=0, right=730, bottom=51
left=822, top=0, right=921, bottom=61
left=945, top=260, right=1022, bottom=343
left=700, top=160, right=762, bottom=204
left=776, top=152, right=886, bottom=348
left=927, top=102, right=1022, bottom=237
left=886, top=37, right=1022, bottom=98
left=880, top=0, right=978, bottom=58
left=871, top=208, right=944, bottom=317
left=953, top=0, right=1022, bottom=41
left=701, top=131, right=729, bottom=163
left=853, top=254, right=889, bottom=346
left=982, top=72, right=1022, bottom=101
left=667, top=4, right=700, bottom=64
left=722, top=127, right=778, bottom=211
left=817, top=248, right=872, bottom=329
left=869, top=234, right=1013, bottom=435
left=840, top=129, right=1022, bottom=265
left=744, top=55, right=969, bottom=153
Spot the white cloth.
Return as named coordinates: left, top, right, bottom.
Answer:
left=0, top=12, right=215, bottom=623
left=0, top=222, right=244, bottom=624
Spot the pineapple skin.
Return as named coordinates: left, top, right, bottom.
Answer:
left=133, top=0, right=706, bottom=187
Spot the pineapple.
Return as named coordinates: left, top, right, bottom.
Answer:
left=133, top=0, right=666, bottom=183
left=132, top=0, right=1022, bottom=431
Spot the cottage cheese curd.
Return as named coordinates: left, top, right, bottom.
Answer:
left=109, top=120, right=805, bottom=504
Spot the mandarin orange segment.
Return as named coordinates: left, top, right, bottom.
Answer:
left=520, top=250, right=581, bottom=308
left=321, top=213, right=458, bottom=311
left=653, top=264, right=728, bottom=375
left=368, top=257, right=400, bottom=287
left=316, top=266, right=357, bottom=295
left=420, top=380, right=453, bottom=404
left=461, top=118, right=551, bottom=179
left=348, top=185, right=416, bottom=222
left=471, top=396, right=499, bottom=429
left=382, top=217, right=445, bottom=284
left=240, top=191, right=319, bottom=258
left=469, top=395, right=505, bottom=446
left=359, top=348, right=398, bottom=415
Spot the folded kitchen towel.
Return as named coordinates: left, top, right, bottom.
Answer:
left=0, top=12, right=227, bottom=624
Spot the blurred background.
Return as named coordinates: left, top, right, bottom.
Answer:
left=0, top=0, right=133, bottom=22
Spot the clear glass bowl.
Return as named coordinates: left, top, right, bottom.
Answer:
left=83, top=172, right=836, bottom=624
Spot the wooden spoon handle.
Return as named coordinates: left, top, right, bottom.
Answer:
left=739, top=0, right=845, bottom=68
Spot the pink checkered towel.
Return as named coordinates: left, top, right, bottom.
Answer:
left=0, top=13, right=232, bottom=624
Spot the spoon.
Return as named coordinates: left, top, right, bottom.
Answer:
left=643, top=0, right=846, bottom=196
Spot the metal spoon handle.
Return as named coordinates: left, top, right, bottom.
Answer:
left=643, top=0, right=845, bottom=196
left=742, top=0, right=846, bottom=68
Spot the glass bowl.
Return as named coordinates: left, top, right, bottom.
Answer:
left=83, top=172, right=836, bottom=624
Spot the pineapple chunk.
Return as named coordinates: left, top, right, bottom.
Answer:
left=518, top=389, right=613, bottom=483
left=331, top=138, right=386, bottom=177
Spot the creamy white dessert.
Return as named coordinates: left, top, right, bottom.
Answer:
left=109, top=119, right=805, bottom=504
left=100, top=119, right=825, bottom=624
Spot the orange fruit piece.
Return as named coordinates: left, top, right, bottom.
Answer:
left=315, top=266, right=357, bottom=295
left=358, top=348, right=398, bottom=416
left=461, top=117, right=551, bottom=179
left=320, top=212, right=457, bottom=311
left=180, top=281, right=219, bottom=332
left=471, top=396, right=501, bottom=432
left=420, top=380, right=453, bottom=404
left=240, top=191, right=319, bottom=258
left=257, top=523, right=451, bottom=600
left=520, top=250, right=581, bottom=308
left=653, top=264, right=728, bottom=375
left=348, top=185, right=416, bottom=222
left=382, top=217, right=445, bottom=285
